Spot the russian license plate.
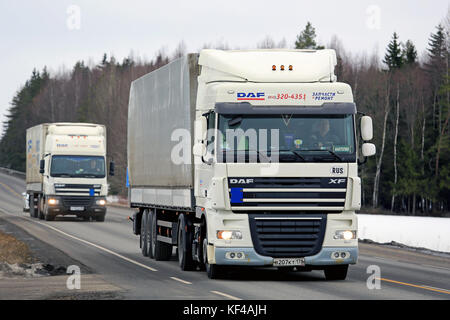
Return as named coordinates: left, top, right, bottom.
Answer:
left=70, top=206, right=84, bottom=211
left=273, top=258, right=305, bottom=267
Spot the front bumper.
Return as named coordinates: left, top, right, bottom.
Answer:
left=214, top=246, right=358, bottom=267
left=46, top=195, right=107, bottom=216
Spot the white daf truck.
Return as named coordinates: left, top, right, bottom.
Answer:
left=26, top=123, right=114, bottom=221
left=128, top=49, right=376, bottom=280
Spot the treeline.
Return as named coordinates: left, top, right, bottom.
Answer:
left=0, top=19, right=449, bottom=215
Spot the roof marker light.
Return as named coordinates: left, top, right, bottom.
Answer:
left=289, top=65, right=293, bottom=71
left=272, top=65, right=276, bottom=71
left=280, top=65, right=285, bottom=71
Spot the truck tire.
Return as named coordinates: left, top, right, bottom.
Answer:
left=203, top=233, right=223, bottom=279
left=150, top=210, right=172, bottom=261
left=324, top=265, right=348, bottom=280
left=146, top=210, right=153, bottom=258
left=29, top=195, right=35, bottom=218
left=38, top=196, right=45, bottom=220
left=177, top=214, right=195, bottom=271
left=140, top=210, right=149, bottom=257
left=95, top=215, right=105, bottom=222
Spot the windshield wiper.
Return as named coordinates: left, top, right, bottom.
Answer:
left=278, top=149, right=306, bottom=161
left=221, top=150, right=271, bottom=162
left=301, top=149, right=343, bottom=162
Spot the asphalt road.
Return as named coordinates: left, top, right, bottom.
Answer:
left=1, top=171, right=449, bottom=300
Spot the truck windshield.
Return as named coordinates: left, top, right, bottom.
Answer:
left=217, top=114, right=356, bottom=163
left=50, top=155, right=106, bottom=178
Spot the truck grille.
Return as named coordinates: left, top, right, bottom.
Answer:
left=229, top=177, right=346, bottom=212
left=55, top=184, right=101, bottom=196
left=62, top=196, right=94, bottom=207
left=249, top=215, right=326, bottom=257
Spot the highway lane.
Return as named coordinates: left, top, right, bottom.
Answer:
left=0, top=171, right=449, bottom=300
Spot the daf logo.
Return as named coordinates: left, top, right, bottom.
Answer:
left=329, top=179, right=346, bottom=185
left=230, top=178, right=254, bottom=184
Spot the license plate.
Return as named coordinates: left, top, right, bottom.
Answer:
left=70, top=206, right=84, bottom=211
left=273, top=258, right=305, bottom=267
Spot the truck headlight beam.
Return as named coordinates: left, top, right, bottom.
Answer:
left=217, top=230, right=242, bottom=240
left=333, top=230, right=357, bottom=240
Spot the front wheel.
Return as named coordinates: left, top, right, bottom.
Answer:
left=177, top=214, right=195, bottom=271
left=203, top=237, right=223, bottom=279
left=324, top=265, right=348, bottom=280
left=38, top=196, right=45, bottom=220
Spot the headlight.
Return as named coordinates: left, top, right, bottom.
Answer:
left=48, top=198, right=59, bottom=205
left=334, top=230, right=357, bottom=240
left=96, top=199, right=106, bottom=206
left=217, top=230, right=242, bottom=240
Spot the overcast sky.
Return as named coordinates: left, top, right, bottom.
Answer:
left=0, top=0, right=448, bottom=135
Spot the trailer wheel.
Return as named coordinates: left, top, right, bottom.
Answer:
left=324, top=265, right=348, bottom=280
left=177, top=214, right=195, bottom=271
left=203, top=234, right=223, bottom=279
left=140, top=210, right=149, bottom=257
left=145, top=210, right=153, bottom=258
left=150, top=210, right=172, bottom=261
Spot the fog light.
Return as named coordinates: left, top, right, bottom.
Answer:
left=237, top=252, right=243, bottom=259
left=341, top=252, right=346, bottom=258
left=230, top=252, right=235, bottom=259
left=217, top=230, right=242, bottom=240
left=334, top=252, right=340, bottom=258
left=48, top=198, right=59, bottom=205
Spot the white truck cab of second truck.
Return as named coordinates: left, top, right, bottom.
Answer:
left=128, top=49, right=376, bottom=280
left=26, top=123, right=111, bottom=221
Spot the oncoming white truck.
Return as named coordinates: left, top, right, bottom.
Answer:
left=26, top=123, right=114, bottom=221
left=128, top=49, right=376, bottom=279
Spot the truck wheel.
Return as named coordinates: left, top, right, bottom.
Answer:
left=140, top=210, right=149, bottom=257
left=38, top=196, right=45, bottom=220
left=150, top=210, right=172, bottom=261
left=29, top=195, right=35, bottom=218
left=324, top=265, right=348, bottom=280
left=149, top=210, right=154, bottom=259
left=177, top=214, right=195, bottom=271
left=203, top=236, right=223, bottom=279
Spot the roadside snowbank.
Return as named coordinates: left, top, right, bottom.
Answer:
left=357, top=214, right=450, bottom=253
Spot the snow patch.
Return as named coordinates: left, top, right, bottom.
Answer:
left=358, top=214, right=450, bottom=253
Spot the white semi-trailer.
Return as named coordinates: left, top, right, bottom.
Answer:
left=26, top=123, right=113, bottom=221
left=128, top=49, right=376, bottom=279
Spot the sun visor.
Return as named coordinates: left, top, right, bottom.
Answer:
left=199, top=49, right=337, bottom=83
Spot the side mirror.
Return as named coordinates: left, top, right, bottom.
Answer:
left=193, top=143, right=206, bottom=157
left=109, top=161, right=115, bottom=176
left=361, top=116, right=373, bottom=141
left=195, top=117, right=208, bottom=142
left=39, top=159, right=45, bottom=174
left=362, top=143, right=376, bottom=157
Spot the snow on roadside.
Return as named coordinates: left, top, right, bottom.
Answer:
left=358, top=214, right=450, bottom=253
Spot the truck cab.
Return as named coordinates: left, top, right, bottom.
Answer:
left=26, top=123, right=112, bottom=221
left=191, top=49, right=376, bottom=279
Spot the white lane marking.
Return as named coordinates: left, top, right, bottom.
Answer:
left=0, top=208, right=158, bottom=272
left=170, top=277, right=192, bottom=285
left=210, top=290, right=241, bottom=300
left=421, top=264, right=450, bottom=272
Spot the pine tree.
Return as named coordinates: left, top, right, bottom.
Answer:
left=403, top=40, right=417, bottom=65
left=427, top=24, right=446, bottom=61
left=295, top=22, right=325, bottom=50
left=383, top=32, right=404, bottom=70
